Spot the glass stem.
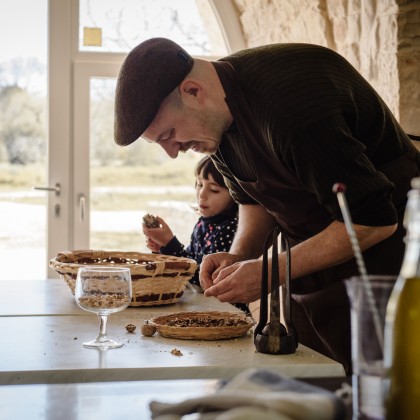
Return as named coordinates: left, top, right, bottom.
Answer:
left=97, top=315, right=109, bottom=343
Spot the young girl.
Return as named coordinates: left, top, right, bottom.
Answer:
left=142, top=156, right=249, bottom=314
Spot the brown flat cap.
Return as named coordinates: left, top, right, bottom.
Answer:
left=114, top=38, right=194, bottom=146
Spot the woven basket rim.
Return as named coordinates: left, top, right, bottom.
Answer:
left=49, top=250, right=197, bottom=277
left=149, top=311, right=255, bottom=340
left=50, top=249, right=196, bottom=267
left=151, top=311, right=253, bottom=324
left=49, top=250, right=197, bottom=307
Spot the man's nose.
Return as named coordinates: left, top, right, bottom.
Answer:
left=160, top=141, right=179, bottom=159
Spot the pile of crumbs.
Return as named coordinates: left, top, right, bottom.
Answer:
left=166, top=316, right=247, bottom=328
left=77, top=293, right=130, bottom=309
left=170, top=348, right=183, bottom=356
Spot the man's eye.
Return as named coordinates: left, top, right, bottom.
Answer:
left=159, top=129, right=175, bottom=143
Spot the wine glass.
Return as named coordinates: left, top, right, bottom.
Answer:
left=75, top=266, right=132, bottom=349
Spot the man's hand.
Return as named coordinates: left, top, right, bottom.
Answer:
left=199, top=252, right=242, bottom=290
left=199, top=204, right=275, bottom=304
left=202, top=258, right=263, bottom=304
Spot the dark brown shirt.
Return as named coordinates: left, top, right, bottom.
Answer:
left=210, top=44, right=420, bottom=373
left=211, top=44, right=419, bottom=274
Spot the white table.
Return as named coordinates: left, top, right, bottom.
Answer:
left=0, top=379, right=221, bottom=420
left=0, top=279, right=346, bottom=384
left=0, top=279, right=223, bottom=317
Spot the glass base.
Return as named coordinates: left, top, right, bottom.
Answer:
left=82, top=338, right=123, bottom=349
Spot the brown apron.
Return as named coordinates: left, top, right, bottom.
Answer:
left=213, top=61, right=420, bottom=375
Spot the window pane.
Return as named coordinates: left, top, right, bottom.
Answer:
left=89, top=78, right=200, bottom=253
left=0, top=0, right=48, bottom=280
left=79, top=0, right=228, bottom=56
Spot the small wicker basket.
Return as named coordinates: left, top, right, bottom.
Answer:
left=49, top=250, right=197, bottom=307
left=150, top=311, right=255, bottom=340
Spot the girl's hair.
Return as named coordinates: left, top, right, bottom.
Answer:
left=194, top=156, right=227, bottom=188
left=194, top=156, right=238, bottom=217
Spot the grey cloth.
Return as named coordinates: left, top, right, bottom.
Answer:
left=149, top=368, right=347, bottom=420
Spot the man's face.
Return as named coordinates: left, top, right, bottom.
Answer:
left=142, top=95, right=226, bottom=158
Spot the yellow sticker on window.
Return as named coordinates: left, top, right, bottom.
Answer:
left=83, top=27, right=102, bottom=47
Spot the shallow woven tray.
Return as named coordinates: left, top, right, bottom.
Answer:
left=49, top=250, right=197, bottom=307
left=149, top=311, right=255, bottom=340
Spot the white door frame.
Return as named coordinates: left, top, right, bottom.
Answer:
left=47, top=0, right=75, bottom=276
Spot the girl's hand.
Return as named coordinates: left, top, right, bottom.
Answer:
left=146, top=237, right=161, bottom=253
left=142, top=216, right=174, bottom=247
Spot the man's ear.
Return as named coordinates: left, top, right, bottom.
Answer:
left=179, top=79, right=204, bottom=104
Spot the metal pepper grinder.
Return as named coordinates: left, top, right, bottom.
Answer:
left=254, top=226, right=298, bottom=354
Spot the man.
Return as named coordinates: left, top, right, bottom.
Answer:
left=114, top=37, right=420, bottom=374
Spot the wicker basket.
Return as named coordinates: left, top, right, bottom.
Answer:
left=49, top=250, right=197, bottom=307
left=149, top=311, right=255, bottom=340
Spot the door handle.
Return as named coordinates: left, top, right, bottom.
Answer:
left=33, top=182, right=61, bottom=196
left=79, top=194, right=86, bottom=223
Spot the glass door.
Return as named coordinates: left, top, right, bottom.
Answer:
left=73, top=0, right=236, bottom=253
left=0, top=0, right=48, bottom=280
left=79, top=74, right=202, bottom=253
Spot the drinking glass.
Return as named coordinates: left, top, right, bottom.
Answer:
left=75, top=266, right=132, bottom=349
left=345, top=275, right=396, bottom=419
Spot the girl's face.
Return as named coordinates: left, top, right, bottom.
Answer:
left=195, top=172, right=234, bottom=218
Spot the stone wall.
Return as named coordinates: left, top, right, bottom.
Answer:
left=232, top=0, right=420, bottom=135
left=397, top=0, right=420, bottom=135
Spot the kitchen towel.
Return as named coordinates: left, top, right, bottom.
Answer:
left=149, top=368, right=348, bottom=420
